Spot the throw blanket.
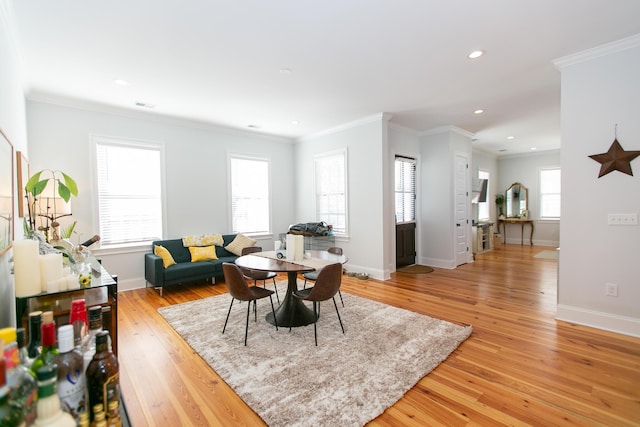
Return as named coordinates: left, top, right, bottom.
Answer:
left=182, top=234, right=224, bottom=247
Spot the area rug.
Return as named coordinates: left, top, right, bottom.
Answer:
left=396, top=264, right=434, bottom=274
left=158, top=281, right=471, bottom=427
left=534, top=250, right=558, bottom=260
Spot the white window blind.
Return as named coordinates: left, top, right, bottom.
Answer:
left=478, top=170, right=490, bottom=221
left=315, top=150, right=347, bottom=236
left=540, top=167, right=561, bottom=219
left=230, top=156, right=270, bottom=234
left=95, top=138, right=163, bottom=245
left=395, top=156, right=416, bottom=223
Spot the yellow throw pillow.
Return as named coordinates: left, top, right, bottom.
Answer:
left=189, top=245, right=218, bottom=262
left=225, top=234, right=257, bottom=256
left=154, top=245, right=176, bottom=268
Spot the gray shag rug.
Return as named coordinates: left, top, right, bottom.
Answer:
left=158, top=281, right=472, bottom=427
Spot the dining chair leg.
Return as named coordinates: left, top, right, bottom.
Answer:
left=269, top=295, right=278, bottom=330
left=313, top=301, right=318, bottom=346
left=332, top=297, right=345, bottom=334
left=338, top=290, right=344, bottom=307
left=271, top=278, right=280, bottom=303
left=244, top=300, right=251, bottom=346
left=222, top=298, right=235, bottom=334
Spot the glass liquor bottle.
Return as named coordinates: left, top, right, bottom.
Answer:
left=0, top=341, right=25, bottom=427
left=52, top=325, right=87, bottom=421
left=26, top=311, right=43, bottom=364
left=86, top=331, right=119, bottom=422
left=13, top=328, right=38, bottom=425
left=31, top=312, right=59, bottom=373
left=83, top=307, right=111, bottom=372
left=33, top=365, right=75, bottom=427
left=106, top=400, right=121, bottom=427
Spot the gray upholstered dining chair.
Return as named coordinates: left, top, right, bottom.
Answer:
left=222, top=262, right=278, bottom=346
left=302, top=247, right=344, bottom=306
left=240, top=246, right=279, bottom=303
left=291, top=262, right=344, bottom=346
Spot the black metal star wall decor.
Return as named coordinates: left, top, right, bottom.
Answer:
left=589, top=137, right=640, bottom=178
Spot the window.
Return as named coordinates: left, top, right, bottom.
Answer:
left=230, top=155, right=270, bottom=234
left=314, top=150, right=347, bottom=236
left=477, top=170, right=490, bottom=221
left=540, top=167, right=561, bottom=219
left=94, top=136, right=163, bottom=246
left=395, top=156, right=416, bottom=223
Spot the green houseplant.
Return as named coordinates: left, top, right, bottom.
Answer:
left=495, top=193, right=505, bottom=218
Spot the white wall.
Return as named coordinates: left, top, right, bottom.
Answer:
left=498, top=150, right=561, bottom=246
left=419, top=127, right=473, bottom=268
left=294, top=115, right=389, bottom=279
left=26, top=101, right=296, bottom=291
left=555, top=35, right=640, bottom=337
left=0, top=1, right=29, bottom=327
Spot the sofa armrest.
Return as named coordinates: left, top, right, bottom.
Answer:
left=145, top=253, right=165, bottom=287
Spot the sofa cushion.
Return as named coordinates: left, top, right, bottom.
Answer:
left=153, top=239, right=191, bottom=263
left=189, top=245, right=218, bottom=262
left=154, top=245, right=176, bottom=268
left=225, top=233, right=257, bottom=256
left=182, top=234, right=224, bottom=247
left=163, top=261, right=216, bottom=282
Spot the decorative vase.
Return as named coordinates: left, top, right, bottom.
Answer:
left=76, top=263, right=92, bottom=288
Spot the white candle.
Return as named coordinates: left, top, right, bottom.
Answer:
left=13, top=239, right=42, bottom=297
left=46, top=279, right=59, bottom=293
left=39, top=253, right=63, bottom=293
left=286, top=234, right=296, bottom=261
left=66, top=273, right=80, bottom=290
left=294, top=235, right=304, bottom=261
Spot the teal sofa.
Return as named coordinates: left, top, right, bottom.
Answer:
left=144, top=234, right=239, bottom=296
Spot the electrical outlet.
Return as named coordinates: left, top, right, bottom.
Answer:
left=605, top=283, right=618, bottom=297
left=608, top=213, right=638, bottom=225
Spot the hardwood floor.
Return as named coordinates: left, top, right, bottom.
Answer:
left=117, top=245, right=640, bottom=426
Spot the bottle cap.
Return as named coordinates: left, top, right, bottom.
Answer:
left=28, top=310, right=43, bottom=319
left=88, top=306, right=102, bottom=320
left=57, top=324, right=75, bottom=352
left=95, top=330, right=110, bottom=346
left=0, top=327, right=16, bottom=344
left=42, top=311, right=54, bottom=324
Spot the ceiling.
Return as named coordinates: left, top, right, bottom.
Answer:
left=7, top=0, right=640, bottom=155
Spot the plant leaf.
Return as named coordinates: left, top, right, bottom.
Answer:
left=57, top=181, right=71, bottom=202
left=31, top=179, right=49, bottom=197
left=25, top=171, right=43, bottom=193
left=61, top=172, right=79, bottom=196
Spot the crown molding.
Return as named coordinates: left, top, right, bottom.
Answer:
left=27, top=93, right=294, bottom=144
left=297, top=113, right=391, bottom=142
left=420, top=125, right=474, bottom=139
left=553, top=33, right=640, bottom=69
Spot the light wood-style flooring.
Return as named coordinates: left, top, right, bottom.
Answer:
left=118, top=244, right=640, bottom=426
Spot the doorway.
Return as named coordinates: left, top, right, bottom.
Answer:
left=454, top=153, right=470, bottom=266
left=395, top=156, right=416, bottom=267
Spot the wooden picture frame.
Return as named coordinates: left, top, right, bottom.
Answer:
left=16, top=151, right=29, bottom=218
left=0, top=128, right=14, bottom=256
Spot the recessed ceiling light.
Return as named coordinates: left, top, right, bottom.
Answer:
left=507, top=136, right=515, bottom=140
left=468, top=50, right=484, bottom=59
left=279, top=68, right=292, bottom=74
left=530, top=147, right=537, bottom=150
left=114, top=79, right=129, bottom=86
left=474, top=109, right=484, bottom=114
left=291, top=120, right=299, bottom=125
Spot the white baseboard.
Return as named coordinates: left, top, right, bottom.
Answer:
left=421, top=257, right=456, bottom=269
left=556, top=304, right=640, bottom=338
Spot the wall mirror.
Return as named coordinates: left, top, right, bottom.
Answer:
left=505, top=182, right=528, bottom=218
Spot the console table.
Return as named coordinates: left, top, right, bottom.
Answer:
left=15, top=264, right=119, bottom=355
left=498, top=218, right=534, bottom=245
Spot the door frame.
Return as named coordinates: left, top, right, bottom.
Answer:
left=453, top=151, right=472, bottom=266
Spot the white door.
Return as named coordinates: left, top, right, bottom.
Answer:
left=454, top=154, right=470, bottom=266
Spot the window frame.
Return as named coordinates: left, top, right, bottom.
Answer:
left=91, top=134, right=166, bottom=248
left=228, top=153, right=272, bottom=236
left=394, top=156, right=417, bottom=224
left=539, top=166, right=561, bottom=220
left=313, top=148, right=348, bottom=238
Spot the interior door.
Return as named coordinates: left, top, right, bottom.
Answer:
left=454, top=154, right=470, bottom=266
left=396, top=222, right=416, bottom=267
left=395, top=156, right=416, bottom=267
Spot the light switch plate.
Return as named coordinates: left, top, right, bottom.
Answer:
left=607, top=213, right=638, bottom=225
